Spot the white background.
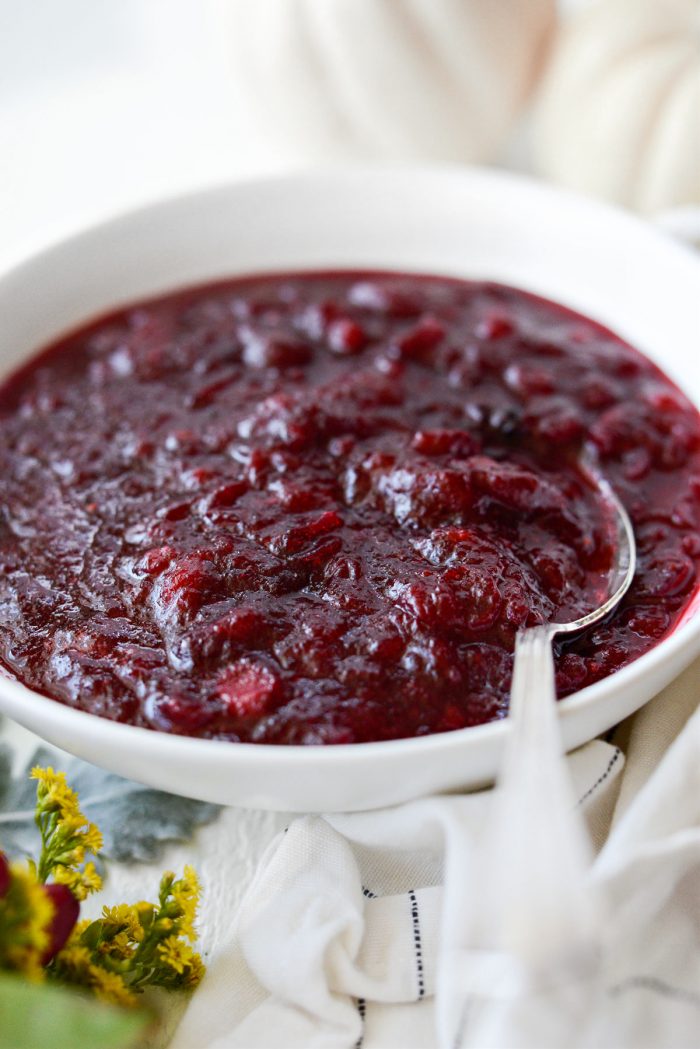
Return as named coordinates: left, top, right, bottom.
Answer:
left=0, top=0, right=588, bottom=270
left=0, top=1, right=286, bottom=268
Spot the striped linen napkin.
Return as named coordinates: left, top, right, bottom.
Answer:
left=170, top=657, right=700, bottom=1049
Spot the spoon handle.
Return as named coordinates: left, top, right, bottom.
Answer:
left=506, top=626, right=561, bottom=783
left=456, top=627, right=603, bottom=1047
left=463, top=628, right=596, bottom=961
left=495, top=625, right=594, bottom=956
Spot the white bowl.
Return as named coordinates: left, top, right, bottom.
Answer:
left=0, top=168, right=699, bottom=812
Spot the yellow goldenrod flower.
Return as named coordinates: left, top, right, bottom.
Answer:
left=13, top=763, right=206, bottom=1007
left=53, top=861, right=102, bottom=901
left=57, top=815, right=87, bottom=837
left=89, top=967, right=137, bottom=1007
left=31, top=765, right=104, bottom=889
left=100, top=930, right=134, bottom=960
left=176, top=909, right=197, bottom=942
left=4, top=945, right=46, bottom=983
left=11, top=864, right=54, bottom=950
left=158, top=871, right=175, bottom=905
left=172, top=865, right=202, bottom=942
left=101, top=903, right=144, bottom=943
left=171, top=896, right=196, bottom=938
left=158, top=935, right=194, bottom=974
left=31, top=767, right=80, bottom=820
left=52, top=867, right=81, bottom=895
left=82, top=823, right=103, bottom=853
left=60, top=844, right=86, bottom=867
left=78, top=862, right=103, bottom=899
left=55, top=942, right=93, bottom=975
left=102, top=904, right=133, bottom=925
left=182, top=865, right=200, bottom=896
left=183, top=952, right=206, bottom=989
left=30, top=766, right=62, bottom=793
left=67, top=918, right=92, bottom=944
left=135, top=901, right=155, bottom=928
left=0, top=864, right=54, bottom=981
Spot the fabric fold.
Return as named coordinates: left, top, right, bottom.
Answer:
left=172, top=738, right=629, bottom=1049
left=170, top=670, right=700, bottom=1049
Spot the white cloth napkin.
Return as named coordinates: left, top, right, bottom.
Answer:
left=169, top=657, right=700, bottom=1049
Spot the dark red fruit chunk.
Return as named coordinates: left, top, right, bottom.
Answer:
left=139, top=546, right=176, bottom=577
left=155, top=555, right=219, bottom=620
left=216, top=659, right=282, bottom=717
left=469, top=456, right=566, bottom=515
left=240, top=328, right=312, bottom=369
left=206, top=480, right=248, bottom=510
left=504, top=363, right=554, bottom=397
left=327, top=319, right=367, bottom=355
left=159, top=692, right=216, bottom=731
left=348, top=280, right=422, bottom=317
left=476, top=312, right=513, bottom=340
left=411, top=429, right=478, bottom=458
left=396, top=318, right=445, bottom=360
left=639, top=556, right=695, bottom=598
left=267, top=510, right=342, bottom=556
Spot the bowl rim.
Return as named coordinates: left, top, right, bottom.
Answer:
left=6, top=161, right=700, bottom=294
left=1, top=163, right=699, bottom=767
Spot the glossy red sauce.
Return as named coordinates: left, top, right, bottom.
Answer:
left=0, top=272, right=698, bottom=743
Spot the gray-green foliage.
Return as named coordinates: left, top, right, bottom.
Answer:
left=0, top=742, right=219, bottom=863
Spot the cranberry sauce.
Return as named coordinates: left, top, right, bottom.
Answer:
left=0, top=273, right=698, bottom=744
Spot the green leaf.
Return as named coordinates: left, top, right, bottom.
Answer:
left=0, top=973, right=149, bottom=1049
left=0, top=742, right=219, bottom=863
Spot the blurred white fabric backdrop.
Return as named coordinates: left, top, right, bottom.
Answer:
left=0, top=0, right=590, bottom=270
left=0, top=1, right=284, bottom=268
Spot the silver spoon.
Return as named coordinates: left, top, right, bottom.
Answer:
left=508, top=451, right=636, bottom=769
left=456, top=456, right=636, bottom=1047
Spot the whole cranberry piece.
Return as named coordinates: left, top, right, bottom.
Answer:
left=348, top=280, right=422, bottom=317
left=241, top=329, right=311, bottom=369
left=0, top=852, right=10, bottom=898
left=159, top=693, right=215, bottom=732
left=396, top=318, right=445, bottom=360
left=476, top=312, right=513, bottom=340
left=411, top=429, right=478, bottom=458
left=327, top=319, right=367, bottom=356
left=217, top=658, right=282, bottom=718
left=42, top=882, right=80, bottom=964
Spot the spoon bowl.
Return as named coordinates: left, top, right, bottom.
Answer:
left=508, top=451, right=637, bottom=747
left=554, top=451, right=637, bottom=639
